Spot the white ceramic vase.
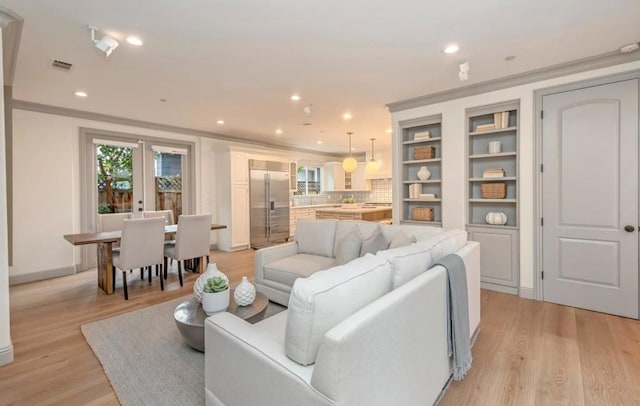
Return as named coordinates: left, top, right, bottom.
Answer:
left=417, top=166, right=431, bottom=181
left=202, top=289, right=230, bottom=315
left=488, top=141, right=502, bottom=154
left=485, top=212, right=508, bottom=225
left=234, top=276, right=256, bottom=306
left=193, top=263, right=229, bottom=302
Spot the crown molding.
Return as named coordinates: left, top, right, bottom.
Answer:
left=12, top=100, right=345, bottom=158
left=387, top=50, right=640, bottom=112
left=0, top=7, right=23, bottom=86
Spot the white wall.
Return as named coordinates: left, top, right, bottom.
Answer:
left=10, top=109, right=334, bottom=278
left=392, top=60, right=640, bottom=292
left=0, top=29, right=14, bottom=366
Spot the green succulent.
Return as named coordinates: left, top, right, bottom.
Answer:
left=203, top=276, right=229, bottom=293
left=342, top=196, right=355, bottom=204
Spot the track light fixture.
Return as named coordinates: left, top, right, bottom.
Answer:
left=89, top=25, right=119, bottom=57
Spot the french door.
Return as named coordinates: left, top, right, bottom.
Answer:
left=80, top=129, right=192, bottom=270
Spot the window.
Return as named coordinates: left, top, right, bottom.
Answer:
left=296, top=166, right=322, bottom=195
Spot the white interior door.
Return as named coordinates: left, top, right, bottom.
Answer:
left=542, top=78, right=639, bottom=319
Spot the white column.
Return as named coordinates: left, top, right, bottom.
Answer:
left=0, top=26, right=14, bottom=367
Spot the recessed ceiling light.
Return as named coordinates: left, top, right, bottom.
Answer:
left=351, top=147, right=356, bottom=151
left=385, top=129, right=392, bottom=133
left=343, top=113, right=352, bottom=120
left=126, top=36, right=143, bottom=46
left=290, top=94, right=301, bottom=101
left=216, top=120, right=224, bottom=125
left=275, top=129, right=283, bottom=135
left=505, top=55, right=516, bottom=61
left=317, top=140, right=323, bottom=144
left=74, top=91, right=88, bottom=97
left=444, top=44, right=459, bottom=54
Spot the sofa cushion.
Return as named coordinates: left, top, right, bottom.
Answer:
left=377, top=241, right=433, bottom=288
left=285, top=254, right=393, bottom=365
left=264, top=254, right=337, bottom=287
left=360, top=228, right=389, bottom=256
left=335, top=230, right=362, bottom=265
left=388, top=230, right=417, bottom=249
left=295, top=219, right=338, bottom=258
left=377, top=229, right=468, bottom=289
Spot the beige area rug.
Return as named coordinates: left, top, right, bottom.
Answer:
left=81, top=296, right=286, bottom=406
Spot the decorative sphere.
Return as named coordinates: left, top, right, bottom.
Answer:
left=342, top=157, right=358, bottom=173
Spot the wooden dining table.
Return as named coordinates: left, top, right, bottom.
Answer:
left=64, top=224, right=227, bottom=295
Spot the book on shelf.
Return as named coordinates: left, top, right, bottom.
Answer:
left=482, top=168, right=505, bottom=178
left=413, top=130, right=431, bottom=140
left=475, top=123, right=495, bottom=132
left=419, top=193, right=437, bottom=199
left=502, top=111, right=510, bottom=128
left=493, top=112, right=502, bottom=129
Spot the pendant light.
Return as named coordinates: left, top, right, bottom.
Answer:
left=365, top=138, right=380, bottom=173
left=342, top=132, right=358, bottom=173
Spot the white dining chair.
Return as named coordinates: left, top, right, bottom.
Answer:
left=112, top=217, right=166, bottom=300
left=97, top=212, right=133, bottom=232
left=164, top=214, right=212, bottom=286
left=142, top=210, right=175, bottom=225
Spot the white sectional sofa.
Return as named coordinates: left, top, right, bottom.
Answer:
left=205, top=219, right=481, bottom=405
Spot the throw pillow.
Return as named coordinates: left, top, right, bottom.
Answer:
left=335, top=230, right=362, bottom=265
left=360, top=228, right=389, bottom=256
left=388, top=230, right=417, bottom=249
left=285, top=254, right=393, bottom=365
left=295, top=219, right=338, bottom=257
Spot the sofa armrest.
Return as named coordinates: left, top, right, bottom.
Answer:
left=205, top=312, right=333, bottom=406
left=254, top=241, right=299, bottom=285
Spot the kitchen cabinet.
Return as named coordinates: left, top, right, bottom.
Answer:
left=216, top=149, right=250, bottom=251
left=323, top=162, right=345, bottom=191
left=315, top=207, right=391, bottom=221
left=324, top=161, right=370, bottom=191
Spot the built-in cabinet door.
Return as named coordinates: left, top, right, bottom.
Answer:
left=467, top=226, right=519, bottom=293
left=323, top=162, right=345, bottom=191
left=352, top=163, right=369, bottom=190
left=231, top=184, right=249, bottom=247
left=231, top=152, right=249, bottom=184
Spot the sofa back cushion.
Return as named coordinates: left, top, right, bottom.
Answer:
left=295, top=219, right=338, bottom=258
left=377, top=229, right=468, bottom=289
left=285, top=254, right=393, bottom=365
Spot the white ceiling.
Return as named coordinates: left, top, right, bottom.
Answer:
left=5, top=0, right=640, bottom=153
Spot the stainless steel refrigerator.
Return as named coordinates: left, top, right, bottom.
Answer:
left=249, top=160, right=291, bottom=248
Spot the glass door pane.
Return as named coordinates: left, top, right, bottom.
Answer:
left=96, top=144, right=134, bottom=214
left=153, top=151, right=183, bottom=221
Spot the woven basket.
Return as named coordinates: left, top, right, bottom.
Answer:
left=413, top=146, right=435, bottom=160
left=481, top=183, right=506, bottom=199
left=412, top=207, right=434, bottom=221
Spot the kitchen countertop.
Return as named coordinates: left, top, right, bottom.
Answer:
left=290, top=204, right=341, bottom=209
left=314, top=206, right=392, bottom=214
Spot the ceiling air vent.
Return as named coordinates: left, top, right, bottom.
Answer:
left=50, top=59, right=73, bottom=72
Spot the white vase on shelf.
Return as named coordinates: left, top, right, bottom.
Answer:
left=234, top=276, right=256, bottom=306
left=193, top=263, right=229, bottom=302
left=417, top=166, right=431, bottom=181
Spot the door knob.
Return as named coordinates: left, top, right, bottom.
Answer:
left=624, top=225, right=635, bottom=232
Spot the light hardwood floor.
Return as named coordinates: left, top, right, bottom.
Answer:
left=1, top=249, right=638, bottom=405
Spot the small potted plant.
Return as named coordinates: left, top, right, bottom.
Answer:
left=201, top=276, right=230, bottom=315
left=341, top=196, right=358, bottom=209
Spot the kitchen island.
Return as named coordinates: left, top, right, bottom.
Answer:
left=315, top=206, right=392, bottom=222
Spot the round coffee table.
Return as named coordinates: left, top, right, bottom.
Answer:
left=174, top=291, right=269, bottom=352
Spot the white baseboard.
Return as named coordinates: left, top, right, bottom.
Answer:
left=0, top=343, right=14, bottom=367
left=9, top=265, right=76, bottom=285
left=519, top=287, right=535, bottom=300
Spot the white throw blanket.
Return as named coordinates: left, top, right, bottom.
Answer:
left=435, top=254, right=473, bottom=380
